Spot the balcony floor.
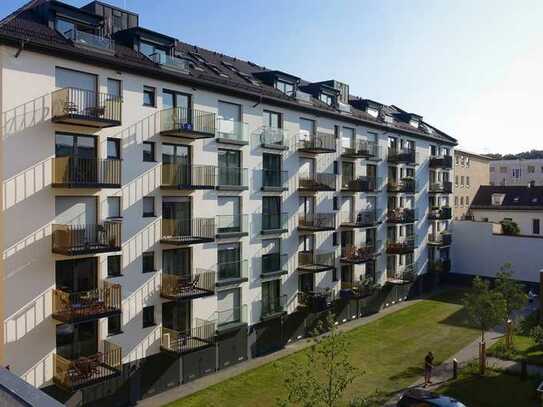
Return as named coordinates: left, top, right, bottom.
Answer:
left=52, top=114, right=121, bottom=129
left=160, top=237, right=215, bottom=246
left=53, top=244, right=121, bottom=256
left=54, top=363, right=120, bottom=392
left=160, top=184, right=215, bottom=191
left=53, top=307, right=121, bottom=324
left=160, top=287, right=215, bottom=301
left=298, top=225, right=336, bottom=232
left=160, top=129, right=215, bottom=139
left=52, top=182, right=121, bottom=189
left=297, top=147, right=336, bottom=154
left=340, top=221, right=380, bottom=229
left=296, top=264, right=335, bottom=273
left=161, top=336, right=215, bottom=355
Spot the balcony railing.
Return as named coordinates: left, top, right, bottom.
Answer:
left=387, top=265, right=416, bottom=284
left=261, top=295, right=287, bottom=319
left=214, top=304, right=248, bottom=329
left=340, top=210, right=380, bottom=228
left=160, top=320, right=216, bottom=354
left=386, top=237, right=416, bottom=254
left=296, top=132, right=336, bottom=153
left=52, top=157, right=121, bottom=188
left=428, top=207, right=452, bottom=220
left=387, top=147, right=417, bottom=165
left=430, top=155, right=453, bottom=169
left=261, top=212, right=288, bottom=233
left=341, top=140, right=380, bottom=159
left=161, top=164, right=216, bottom=189
left=52, top=222, right=121, bottom=255
left=298, top=289, right=336, bottom=311
left=64, top=29, right=114, bottom=52
left=217, top=259, right=248, bottom=283
left=298, top=213, right=336, bottom=231
left=161, top=218, right=215, bottom=245
left=428, top=232, right=452, bottom=246
left=429, top=181, right=453, bottom=194
left=160, top=269, right=216, bottom=300
left=297, top=251, right=336, bottom=273
left=160, top=107, right=216, bottom=139
left=261, top=253, right=288, bottom=276
left=298, top=172, right=336, bottom=191
left=53, top=341, right=121, bottom=391
left=429, top=259, right=451, bottom=273
left=217, top=167, right=248, bottom=190
left=341, top=175, right=381, bottom=192
left=387, top=178, right=416, bottom=193
left=259, top=127, right=289, bottom=150
left=52, top=282, right=121, bottom=324
left=387, top=208, right=416, bottom=224
left=340, top=241, right=381, bottom=264
left=216, top=214, right=248, bottom=237
left=261, top=169, right=288, bottom=191
left=216, top=118, right=248, bottom=144
left=150, top=52, right=190, bottom=73
left=52, top=88, right=122, bottom=127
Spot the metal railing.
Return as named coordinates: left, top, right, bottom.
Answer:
left=261, top=294, right=287, bottom=319
left=53, top=157, right=121, bottom=187
left=150, top=53, right=190, bottom=73
left=386, top=237, right=416, bottom=253
left=298, top=213, right=336, bottom=230
left=216, top=118, right=248, bottom=143
left=160, top=107, right=216, bottom=136
left=429, top=207, right=452, bottom=220
left=217, top=259, right=248, bottom=281
left=261, top=253, right=288, bottom=274
left=161, top=320, right=216, bottom=354
left=215, top=304, right=248, bottom=328
left=52, top=222, right=121, bottom=255
left=53, top=281, right=121, bottom=323
left=387, top=264, right=416, bottom=283
left=298, top=251, right=336, bottom=269
left=160, top=269, right=216, bottom=299
left=341, top=241, right=381, bottom=263
left=341, top=139, right=379, bottom=158
left=262, top=169, right=288, bottom=190
left=52, top=88, right=122, bottom=124
left=299, top=172, right=336, bottom=191
left=429, top=259, right=451, bottom=273
left=53, top=341, right=121, bottom=391
left=217, top=167, right=248, bottom=188
left=387, top=208, right=416, bottom=223
left=64, top=29, right=114, bottom=51
left=429, top=181, right=453, bottom=193
left=387, top=178, right=416, bottom=193
left=340, top=209, right=379, bottom=227
left=387, top=147, right=417, bottom=164
left=161, top=164, right=217, bottom=188
left=429, top=232, right=452, bottom=246
left=216, top=214, right=248, bottom=235
left=262, top=212, right=288, bottom=232
left=296, top=132, right=336, bottom=152
left=430, top=155, right=453, bottom=168
left=161, top=218, right=215, bottom=243
left=298, top=289, right=336, bottom=309
left=260, top=127, right=288, bottom=148
left=341, top=175, right=381, bottom=192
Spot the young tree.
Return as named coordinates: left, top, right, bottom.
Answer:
left=278, top=313, right=360, bottom=407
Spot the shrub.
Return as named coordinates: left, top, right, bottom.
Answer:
left=489, top=340, right=518, bottom=361
left=530, top=325, right=543, bottom=348
left=500, top=219, right=520, bottom=235
left=519, top=311, right=540, bottom=336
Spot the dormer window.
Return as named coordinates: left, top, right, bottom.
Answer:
left=140, top=40, right=167, bottom=62
left=276, top=79, right=294, bottom=96
left=55, top=18, right=76, bottom=37
left=367, top=107, right=379, bottom=118
left=492, top=194, right=506, bottom=206
left=319, top=93, right=334, bottom=106
left=409, top=119, right=419, bottom=128
left=384, top=115, right=394, bottom=124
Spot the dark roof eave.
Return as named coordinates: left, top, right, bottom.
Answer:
left=471, top=206, right=543, bottom=211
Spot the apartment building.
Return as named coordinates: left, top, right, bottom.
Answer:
left=453, top=148, right=491, bottom=220
left=490, top=158, right=543, bottom=186
left=0, top=1, right=456, bottom=405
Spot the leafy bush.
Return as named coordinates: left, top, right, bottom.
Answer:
left=519, top=311, right=540, bottom=336
left=489, top=340, right=519, bottom=361
left=530, top=326, right=543, bottom=348
left=500, top=219, right=520, bottom=235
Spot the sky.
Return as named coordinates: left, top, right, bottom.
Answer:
left=1, top=0, right=542, bottom=154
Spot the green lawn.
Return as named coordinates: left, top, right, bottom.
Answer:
left=167, top=290, right=480, bottom=407
left=488, top=335, right=543, bottom=366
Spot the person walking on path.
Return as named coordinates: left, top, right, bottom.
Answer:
left=423, top=352, right=434, bottom=387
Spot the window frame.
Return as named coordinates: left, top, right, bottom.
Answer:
left=142, top=251, right=155, bottom=273
left=143, top=85, right=156, bottom=107
left=108, top=314, right=123, bottom=336
left=142, top=196, right=156, bottom=218
left=107, top=255, right=122, bottom=277
left=142, top=305, right=156, bottom=328
left=143, top=141, right=156, bottom=162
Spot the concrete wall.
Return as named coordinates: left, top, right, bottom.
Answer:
left=470, top=209, right=543, bottom=237
left=490, top=159, right=543, bottom=186
left=453, top=150, right=490, bottom=220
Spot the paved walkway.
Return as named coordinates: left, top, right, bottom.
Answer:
left=138, top=297, right=421, bottom=406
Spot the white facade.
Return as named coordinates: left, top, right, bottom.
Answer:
left=490, top=159, right=543, bottom=186
left=470, top=208, right=543, bottom=237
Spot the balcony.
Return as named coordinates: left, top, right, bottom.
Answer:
left=160, top=269, right=215, bottom=301
left=52, top=157, right=121, bottom=188
left=428, top=232, right=452, bottom=247
left=261, top=253, right=288, bottom=278
left=161, top=218, right=215, bottom=245
left=160, top=321, right=216, bottom=355
left=387, top=147, right=417, bottom=165
left=298, top=289, right=336, bottom=312
left=216, top=118, right=249, bottom=145
left=52, top=222, right=121, bottom=255
left=387, top=208, right=416, bottom=224
left=430, top=155, right=453, bottom=169
left=341, top=280, right=379, bottom=299
left=52, top=282, right=121, bottom=324
left=298, top=172, right=336, bottom=192
left=261, top=212, right=288, bottom=235
left=296, top=132, right=336, bottom=154
left=52, top=88, right=122, bottom=128
left=340, top=210, right=380, bottom=228
left=216, top=260, right=249, bottom=286
left=53, top=341, right=121, bottom=391
left=428, top=207, right=452, bottom=220
left=161, top=164, right=216, bottom=190
left=63, top=29, right=114, bottom=53
left=259, top=127, right=289, bottom=150
left=298, top=213, right=336, bottom=232
left=217, top=167, right=249, bottom=191
left=215, top=304, right=248, bottom=332
left=341, top=175, right=381, bottom=193
left=160, top=107, right=216, bottom=139
left=261, top=170, right=288, bottom=192
left=216, top=215, right=249, bottom=238
left=429, top=259, right=451, bottom=273
left=341, top=140, right=380, bottom=160
left=150, top=53, right=190, bottom=73
left=387, top=178, right=416, bottom=194
left=261, top=295, right=287, bottom=320
left=386, top=237, right=416, bottom=254
left=340, top=241, right=381, bottom=264
left=429, top=181, right=453, bottom=194
left=387, top=265, right=416, bottom=284
left=297, top=251, right=336, bottom=273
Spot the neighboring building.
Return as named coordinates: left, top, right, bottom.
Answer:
left=469, top=185, right=543, bottom=237
left=490, top=158, right=543, bottom=186
left=0, top=0, right=456, bottom=404
left=453, top=148, right=491, bottom=220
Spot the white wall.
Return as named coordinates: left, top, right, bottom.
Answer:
left=471, top=209, right=543, bottom=237
left=490, top=159, right=543, bottom=186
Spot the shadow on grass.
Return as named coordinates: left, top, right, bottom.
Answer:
left=388, top=366, right=424, bottom=381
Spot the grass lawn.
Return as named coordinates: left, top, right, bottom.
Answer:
left=488, top=335, right=543, bottom=366
left=437, top=368, right=541, bottom=407
left=167, top=290, right=480, bottom=407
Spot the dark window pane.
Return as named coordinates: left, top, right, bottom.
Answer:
left=107, top=255, right=121, bottom=277
left=142, top=306, right=155, bottom=328
left=143, top=86, right=155, bottom=107
left=108, top=315, right=122, bottom=335
left=107, top=139, right=120, bottom=159
left=143, top=197, right=155, bottom=217
left=142, top=252, right=155, bottom=273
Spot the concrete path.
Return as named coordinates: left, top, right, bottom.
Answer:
left=138, top=297, right=421, bottom=406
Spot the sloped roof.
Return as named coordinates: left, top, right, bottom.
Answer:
left=471, top=185, right=543, bottom=210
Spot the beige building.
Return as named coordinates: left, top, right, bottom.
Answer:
left=453, top=148, right=491, bottom=219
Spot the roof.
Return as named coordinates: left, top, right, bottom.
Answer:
left=0, top=0, right=457, bottom=145
left=471, top=185, right=543, bottom=210
left=455, top=148, right=492, bottom=161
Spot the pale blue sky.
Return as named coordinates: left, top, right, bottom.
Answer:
left=2, top=0, right=543, bottom=154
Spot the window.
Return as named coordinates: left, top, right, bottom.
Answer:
left=455, top=155, right=460, bottom=165
left=455, top=175, right=459, bottom=186
left=55, top=18, right=75, bottom=36
left=217, top=288, right=241, bottom=326
left=107, top=196, right=121, bottom=219
left=108, top=315, right=122, bottom=336
left=275, top=79, right=294, bottom=96
left=142, top=252, right=155, bottom=273
left=140, top=40, right=166, bottom=62
left=143, top=141, right=155, bottom=162
left=218, top=149, right=242, bottom=186
left=528, top=166, right=535, bottom=173
left=460, top=176, right=464, bottom=186
left=143, top=196, right=155, bottom=217
left=142, top=306, right=155, bottom=328
left=490, top=166, right=495, bottom=172
left=107, top=78, right=121, bottom=98
left=466, top=176, right=470, bottom=187
left=454, top=196, right=458, bottom=206
left=107, top=138, right=120, bottom=160
left=430, top=145, right=437, bottom=156
left=534, top=219, right=540, bottom=235
left=466, top=157, right=470, bottom=167
left=143, top=86, right=156, bottom=107
left=217, top=196, right=241, bottom=234
left=319, top=93, right=333, bottom=106
left=262, top=279, right=281, bottom=316
left=500, top=166, right=507, bottom=173
left=263, top=110, right=281, bottom=128
left=465, top=196, right=469, bottom=205
left=460, top=197, right=464, bottom=206
left=218, top=243, right=241, bottom=281
left=107, top=255, right=122, bottom=277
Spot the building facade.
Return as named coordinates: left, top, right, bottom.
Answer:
left=490, top=158, right=543, bottom=187
left=0, top=0, right=456, bottom=404
left=453, top=148, right=491, bottom=220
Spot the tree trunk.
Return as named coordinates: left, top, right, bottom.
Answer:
left=479, top=341, right=486, bottom=375
left=505, top=319, right=513, bottom=349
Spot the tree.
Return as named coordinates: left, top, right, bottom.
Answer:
left=495, top=264, right=527, bottom=348
left=500, top=219, right=520, bottom=235
left=278, top=313, right=360, bottom=407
